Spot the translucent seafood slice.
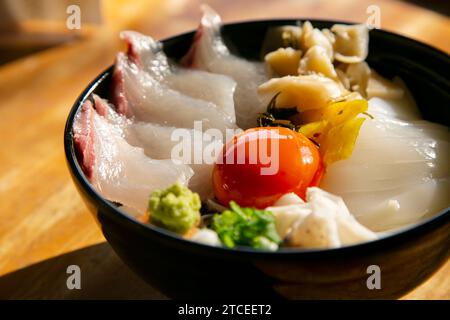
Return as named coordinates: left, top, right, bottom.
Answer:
left=322, top=123, right=449, bottom=192
left=112, top=52, right=236, bottom=132
left=119, top=31, right=237, bottom=121
left=181, top=5, right=267, bottom=129
left=73, top=97, right=193, bottom=213
left=119, top=31, right=170, bottom=81
left=165, top=70, right=236, bottom=119
left=126, top=121, right=223, bottom=199
left=356, top=118, right=450, bottom=142
left=95, top=96, right=223, bottom=199
left=344, top=178, right=450, bottom=232
left=368, top=96, right=421, bottom=121
left=322, top=160, right=448, bottom=193
left=321, top=99, right=450, bottom=231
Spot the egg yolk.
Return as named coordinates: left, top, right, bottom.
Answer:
left=212, top=127, right=323, bottom=208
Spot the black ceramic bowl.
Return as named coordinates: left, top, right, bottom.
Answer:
left=64, top=20, right=450, bottom=299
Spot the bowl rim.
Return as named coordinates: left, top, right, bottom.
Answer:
left=64, top=18, right=450, bottom=258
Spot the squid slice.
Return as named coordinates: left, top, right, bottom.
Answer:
left=73, top=97, right=193, bottom=213
left=322, top=98, right=450, bottom=231
left=181, top=5, right=267, bottom=129
left=368, top=96, right=421, bottom=121
left=366, top=71, right=404, bottom=100
left=345, top=178, right=450, bottom=232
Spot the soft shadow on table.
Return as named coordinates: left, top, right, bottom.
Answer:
left=0, top=243, right=167, bottom=299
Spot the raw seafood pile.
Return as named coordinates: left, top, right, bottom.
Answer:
left=75, top=6, right=271, bottom=211
left=75, top=22, right=246, bottom=209
left=73, top=5, right=450, bottom=250
left=256, top=16, right=450, bottom=233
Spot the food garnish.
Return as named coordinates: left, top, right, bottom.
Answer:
left=257, top=91, right=369, bottom=166
left=299, top=99, right=369, bottom=165
left=211, top=201, right=281, bottom=250
left=256, top=92, right=298, bottom=129
left=148, top=181, right=201, bottom=234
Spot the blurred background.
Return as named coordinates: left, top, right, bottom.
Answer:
left=0, top=0, right=449, bottom=65
left=0, top=0, right=448, bottom=299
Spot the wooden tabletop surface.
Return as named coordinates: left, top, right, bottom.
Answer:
left=0, top=0, right=448, bottom=299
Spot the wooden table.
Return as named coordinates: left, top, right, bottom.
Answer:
left=0, top=0, right=448, bottom=299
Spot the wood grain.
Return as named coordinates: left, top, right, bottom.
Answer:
left=0, top=0, right=448, bottom=299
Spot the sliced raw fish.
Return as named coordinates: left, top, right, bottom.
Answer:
left=73, top=97, right=193, bottom=213
left=181, top=5, right=268, bottom=129
left=119, top=31, right=170, bottom=81
left=95, top=95, right=223, bottom=199
left=112, top=52, right=236, bottom=131
left=165, top=70, right=236, bottom=119
left=116, top=31, right=237, bottom=125
left=126, top=121, right=223, bottom=199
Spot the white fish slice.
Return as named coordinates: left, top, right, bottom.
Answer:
left=165, top=70, right=236, bottom=119
left=112, top=52, right=236, bottom=132
left=95, top=96, right=223, bottom=200
left=126, top=121, right=223, bottom=199
left=73, top=97, right=193, bottom=213
left=119, top=31, right=237, bottom=122
left=181, top=5, right=268, bottom=129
